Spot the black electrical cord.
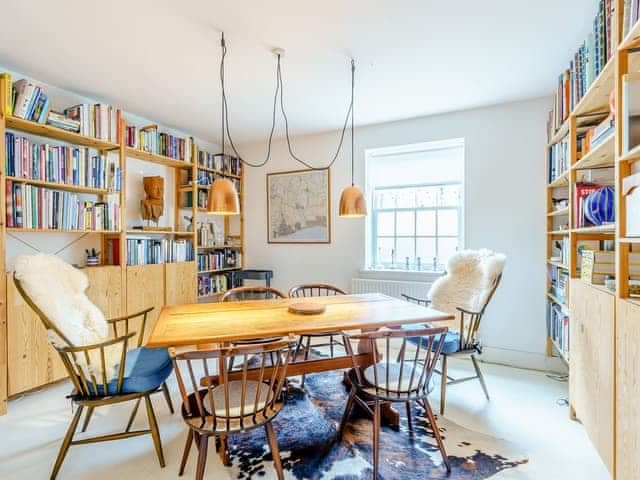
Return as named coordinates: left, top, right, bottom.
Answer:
left=219, top=33, right=353, bottom=170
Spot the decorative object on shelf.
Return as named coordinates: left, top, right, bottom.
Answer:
left=267, top=168, right=331, bottom=243
left=288, top=302, right=326, bottom=315
left=85, top=248, right=100, bottom=267
left=584, top=185, right=615, bottom=226
left=183, top=215, right=193, bottom=232
left=140, top=176, right=165, bottom=227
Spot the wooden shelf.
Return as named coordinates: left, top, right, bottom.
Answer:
left=572, top=224, right=615, bottom=234
left=548, top=207, right=569, bottom=217
left=581, top=279, right=615, bottom=296
left=125, top=230, right=193, bottom=235
left=548, top=229, right=570, bottom=235
left=548, top=260, right=569, bottom=269
left=547, top=292, right=568, bottom=308
left=197, top=164, right=241, bottom=179
left=4, top=176, right=113, bottom=195
left=5, top=116, right=120, bottom=150
left=198, top=291, right=225, bottom=299
left=7, top=227, right=118, bottom=234
left=573, top=133, right=614, bottom=170
left=572, top=57, right=615, bottom=118
left=550, top=338, right=570, bottom=366
left=618, top=143, right=640, bottom=164
left=618, top=237, right=640, bottom=243
left=197, top=267, right=241, bottom=274
left=178, top=184, right=210, bottom=193
left=548, top=119, right=570, bottom=147
left=548, top=170, right=570, bottom=188
left=619, top=19, right=640, bottom=51
left=125, top=147, right=193, bottom=169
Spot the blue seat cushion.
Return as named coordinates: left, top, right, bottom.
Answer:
left=401, top=326, right=461, bottom=354
left=89, top=347, right=173, bottom=396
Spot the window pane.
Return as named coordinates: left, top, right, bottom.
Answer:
left=416, top=186, right=438, bottom=207
left=394, top=188, right=416, bottom=208
left=396, top=237, right=414, bottom=266
left=438, top=237, right=459, bottom=265
left=376, top=211, right=394, bottom=236
left=396, top=211, right=415, bottom=236
left=416, top=238, right=436, bottom=267
left=437, top=210, right=459, bottom=236
left=375, top=237, right=394, bottom=265
left=416, top=210, right=436, bottom=235
left=438, top=184, right=461, bottom=207
left=374, top=190, right=395, bottom=209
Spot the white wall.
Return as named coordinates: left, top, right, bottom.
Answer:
left=241, top=97, right=561, bottom=371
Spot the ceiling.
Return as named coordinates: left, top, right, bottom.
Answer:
left=0, top=0, right=593, bottom=144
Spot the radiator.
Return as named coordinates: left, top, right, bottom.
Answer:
left=351, top=278, right=432, bottom=299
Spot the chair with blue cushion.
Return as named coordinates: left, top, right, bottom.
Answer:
left=13, top=276, right=172, bottom=480
left=402, top=250, right=504, bottom=415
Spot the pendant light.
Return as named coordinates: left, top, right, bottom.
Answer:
left=339, top=60, right=367, bottom=218
left=207, top=32, right=241, bottom=215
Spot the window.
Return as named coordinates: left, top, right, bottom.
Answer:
left=365, top=139, right=464, bottom=272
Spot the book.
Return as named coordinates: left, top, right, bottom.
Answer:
left=12, top=79, right=37, bottom=119
left=0, top=73, right=12, bottom=116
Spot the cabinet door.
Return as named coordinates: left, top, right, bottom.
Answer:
left=165, top=261, right=196, bottom=306
left=616, top=298, right=640, bottom=480
left=84, top=265, right=124, bottom=319
left=569, top=279, right=614, bottom=474
left=6, top=276, right=66, bottom=396
left=126, top=264, right=165, bottom=343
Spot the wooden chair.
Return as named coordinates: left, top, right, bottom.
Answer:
left=221, top=285, right=286, bottom=302
left=339, top=327, right=450, bottom=478
left=14, top=277, right=170, bottom=480
left=173, top=338, right=297, bottom=480
left=288, top=284, right=346, bottom=387
left=402, top=273, right=503, bottom=414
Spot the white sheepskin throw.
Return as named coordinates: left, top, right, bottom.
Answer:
left=13, top=253, right=116, bottom=377
left=428, top=249, right=506, bottom=332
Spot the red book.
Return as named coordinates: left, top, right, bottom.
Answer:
left=574, top=183, right=602, bottom=228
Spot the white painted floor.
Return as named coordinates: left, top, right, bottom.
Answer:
left=0, top=358, right=610, bottom=480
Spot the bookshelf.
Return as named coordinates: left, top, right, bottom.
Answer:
left=0, top=74, right=245, bottom=414
left=545, top=1, right=640, bottom=477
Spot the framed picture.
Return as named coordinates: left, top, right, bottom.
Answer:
left=267, top=168, right=331, bottom=243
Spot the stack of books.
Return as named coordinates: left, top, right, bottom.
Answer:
left=5, top=133, right=121, bottom=191
left=547, top=300, right=570, bottom=360
left=125, top=124, right=192, bottom=162
left=547, top=0, right=615, bottom=140
left=622, top=0, right=640, bottom=39
left=548, top=135, right=570, bottom=183
left=549, top=265, right=569, bottom=303
left=229, top=156, right=242, bottom=176
left=197, top=249, right=240, bottom=272
left=197, top=151, right=227, bottom=171
left=198, top=273, right=229, bottom=297
left=126, top=237, right=194, bottom=265
left=8, top=77, right=51, bottom=123
left=46, top=112, right=81, bottom=132
left=63, top=104, right=121, bottom=142
left=5, top=180, right=119, bottom=231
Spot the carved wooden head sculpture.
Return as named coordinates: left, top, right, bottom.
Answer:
left=141, top=176, right=164, bottom=223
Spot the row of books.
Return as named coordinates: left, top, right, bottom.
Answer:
left=199, top=171, right=242, bottom=192
left=124, top=124, right=192, bottom=162
left=196, top=151, right=242, bottom=176
left=548, top=135, right=570, bottom=183
left=552, top=236, right=571, bottom=267
left=549, top=265, right=569, bottom=304
left=64, top=103, right=121, bottom=142
left=547, top=0, right=616, bottom=140
left=197, top=250, right=241, bottom=272
left=546, top=300, right=570, bottom=361
left=7, top=77, right=51, bottom=123
left=574, top=182, right=611, bottom=228
left=622, top=0, right=640, bottom=39
left=5, top=133, right=121, bottom=191
left=198, top=273, right=230, bottom=297
left=126, top=237, right=194, bottom=266
left=5, top=180, right=120, bottom=231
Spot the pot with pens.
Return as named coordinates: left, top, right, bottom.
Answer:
left=85, top=248, right=100, bottom=267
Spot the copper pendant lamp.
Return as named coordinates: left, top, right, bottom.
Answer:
left=339, top=60, right=367, bottom=218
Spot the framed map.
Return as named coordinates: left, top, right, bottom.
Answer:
left=267, top=168, right=331, bottom=243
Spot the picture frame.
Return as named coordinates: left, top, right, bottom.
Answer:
left=266, top=168, right=331, bottom=244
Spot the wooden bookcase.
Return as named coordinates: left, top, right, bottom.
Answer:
left=0, top=76, right=245, bottom=414
left=546, top=2, right=640, bottom=477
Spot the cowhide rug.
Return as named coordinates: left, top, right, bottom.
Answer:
left=224, top=371, right=528, bottom=479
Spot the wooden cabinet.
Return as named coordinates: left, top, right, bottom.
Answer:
left=84, top=265, right=124, bottom=319
left=165, top=261, right=197, bottom=306
left=615, top=299, right=640, bottom=480
left=569, top=279, right=614, bottom=474
left=6, top=275, right=66, bottom=396
left=126, top=264, right=165, bottom=342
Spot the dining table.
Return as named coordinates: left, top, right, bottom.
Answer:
left=147, top=292, right=454, bottom=464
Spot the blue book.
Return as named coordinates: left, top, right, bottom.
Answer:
left=25, top=87, right=41, bottom=121
left=37, top=95, right=50, bottom=124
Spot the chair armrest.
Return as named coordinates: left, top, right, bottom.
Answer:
left=401, top=294, right=431, bottom=306
left=106, top=307, right=154, bottom=348
left=455, top=306, right=482, bottom=316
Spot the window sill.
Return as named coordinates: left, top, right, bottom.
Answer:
left=358, top=268, right=443, bottom=282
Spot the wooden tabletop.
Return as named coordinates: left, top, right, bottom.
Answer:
left=147, top=293, right=454, bottom=348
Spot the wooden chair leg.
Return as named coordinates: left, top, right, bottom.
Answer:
left=329, top=334, right=335, bottom=358
left=179, top=429, right=193, bottom=476
left=301, top=335, right=312, bottom=388
left=125, top=398, right=142, bottom=432
left=144, top=395, right=165, bottom=468
left=219, top=435, right=230, bottom=466
left=265, top=422, right=285, bottom=480
left=195, top=434, right=209, bottom=480
left=405, top=401, right=413, bottom=432
left=338, top=389, right=357, bottom=440
left=50, top=405, right=84, bottom=480
left=373, top=399, right=381, bottom=480
left=161, top=381, right=175, bottom=414
left=471, top=354, right=490, bottom=400
left=80, top=406, right=94, bottom=433
left=440, top=355, right=448, bottom=415
left=423, top=399, right=451, bottom=473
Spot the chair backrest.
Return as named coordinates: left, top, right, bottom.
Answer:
left=457, top=272, right=503, bottom=351
left=345, top=326, right=448, bottom=401
left=288, top=284, right=346, bottom=298
left=221, top=286, right=286, bottom=302
left=172, top=338, right=297, bottom=432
